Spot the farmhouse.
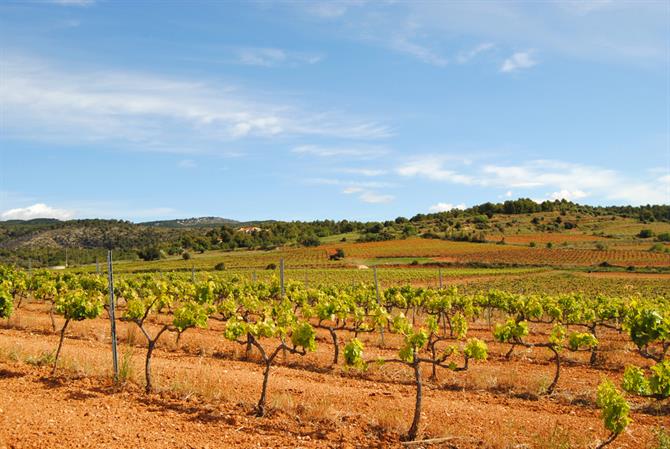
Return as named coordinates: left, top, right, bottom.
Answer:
left=238, top=226, right=262, bottom=234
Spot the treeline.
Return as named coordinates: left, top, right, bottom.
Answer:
left=412, top=199, right=670, bottom=223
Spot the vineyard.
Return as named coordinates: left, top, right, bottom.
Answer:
left=0, top=264, right=668, bottom=448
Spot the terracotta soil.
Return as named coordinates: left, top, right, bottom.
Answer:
left=0, top=303, right=667, bottom=449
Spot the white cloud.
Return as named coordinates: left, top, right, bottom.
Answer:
left=292, top=144, right=388, bottom=159
left=396, top=156, right=669, bottom=205
left=500, top=51, right=537, bottom=73
left=0, top=54, right=390, bottom=154
left=233, top=47, right=322, bottom=67
left=342, top=186, right=364, bottom=194
left=456, top=43, right=495, bottom=64
left=1, top=203, right=74, bottom=220
left=429, top=203, right=466, bottom=212
left=549, top=189, right=588, bottom=201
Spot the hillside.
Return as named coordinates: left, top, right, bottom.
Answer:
left=1, top=199, right=668, bottom=268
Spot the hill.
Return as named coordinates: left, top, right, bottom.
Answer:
left=0, top=199, right=668, bottom=268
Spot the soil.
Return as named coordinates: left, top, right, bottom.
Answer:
left=0, top=303, right=667, bottom=449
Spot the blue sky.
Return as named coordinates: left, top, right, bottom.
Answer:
left=1, top=0, right=669, bottom=222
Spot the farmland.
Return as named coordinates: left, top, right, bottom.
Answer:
left=1, top=207, right=670, bottom=449
left=1, top=258, right=668, bottom=449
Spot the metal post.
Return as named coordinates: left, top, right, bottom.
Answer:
left=373, top=267, right=384, bottom=346
left=438, top=267, right=442, bottom=289
left=280, top=258, right=285, bottom=297
left=252, top=271, right=257, bottom=283
left=96, top=256, right=100, bottom=275
left=107, top=251, right=119, bottom=382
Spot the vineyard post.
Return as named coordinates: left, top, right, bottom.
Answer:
left=106, top=250, right=119, bottom=382
left=65, top=248, right=68, bottom=268
left=373, top=267, right=385, bottom=346
left=96, top=256, right=100, bottom=275
left=438, top=267, right=442, bottom=288
left=280, top=258, right=285, bottom=297
left=252, top=271, right=257, bottom=283
left=191, top=265, right=195, bottom=283
left=28, top=258, right=32, bottom=274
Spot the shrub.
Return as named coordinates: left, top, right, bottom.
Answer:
left=214, top=262, right=225, bottom=271
left=138, top=246, right=161, bottom=261
left=657, top=233, right=670, bottom=242
left=266, top=263, right=277, bottom=270
left=182, top=251, right=191, bottom=260
left=638, top=229, right=654, bottom=238
left=529, top=241, right=537, bottom=247
left=329, top=248, right=345, bottom=261
left=300, top=235, right=321, bottom=247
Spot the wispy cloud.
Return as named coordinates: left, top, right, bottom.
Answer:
left=178, top=159, right=197, bottom=169
left=390, top=37, right=448, bottom=67
left=397, top=156, right=669, bottom=205
left=0, top=54, right=390, bottom=154
left=359, top=191, right=394, bottom=204
left=500, top=51, right=537, bottom=73
left=292, top=144, right=389, bottom=159
left=233, top=47, right=323, bottom=67
left=50, top=0, right=95, bottom=6
left=340, top=186, right=394, bottom=204
left=339, top=168, right=388, bottom=177
left=308, top=178, right=394, bottom=204
left=456, top=43, right=495, bottom=64
left=1, top=203, right=74, bottom=220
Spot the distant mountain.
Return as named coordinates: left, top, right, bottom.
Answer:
left=140, top=217, right=240, bottom=228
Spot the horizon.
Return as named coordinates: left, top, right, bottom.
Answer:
left=1, top=1, right=669, bottom=222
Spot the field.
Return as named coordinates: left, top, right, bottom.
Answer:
left=0, top=299, right=668, bottom=449
left=1, top=225, right=669, bottom=449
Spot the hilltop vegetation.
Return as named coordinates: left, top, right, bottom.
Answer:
left=1, top=199, right=668, bottom=268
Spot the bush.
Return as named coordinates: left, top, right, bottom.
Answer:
left=329, top=248, right=345, bottom=261
left=657, top=232, right=670, bottom=242
left=266, top=263, right=277, bottom=270
left=546, top=242, right=553, bottom=249
left=214, top=262, right=225, bottom=271
left=137, top=246, right=161, bottom=261
left=182, top=251, right=191, bottom=260
left=529, top=241, right=537, bottom=247
left=638, top=229, right=654, bottom=238
left=300, top=235, right=321, bottom=247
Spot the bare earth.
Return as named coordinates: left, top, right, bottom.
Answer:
left=0, top=304, right=666, bottom=449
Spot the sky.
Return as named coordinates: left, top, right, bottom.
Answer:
left=0, top=0, right=669, bottom=222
